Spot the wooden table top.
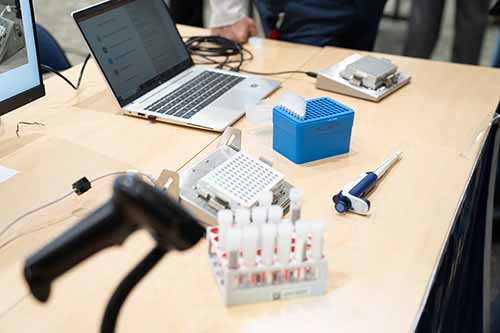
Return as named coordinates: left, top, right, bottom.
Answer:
left=0, top=25, right=499, bottom=332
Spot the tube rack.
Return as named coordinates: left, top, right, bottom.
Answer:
left=207, top=217, right=328, bottom=306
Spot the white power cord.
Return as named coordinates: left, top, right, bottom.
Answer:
left=0, top=170, right=157, bottom=249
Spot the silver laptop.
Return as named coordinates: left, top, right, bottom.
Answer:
left=72, top=0, right=280, bottom=132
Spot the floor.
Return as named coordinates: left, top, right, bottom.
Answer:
left=32, top=0, right=500, bottom=329
left=377, top=0, right=500, bottom=66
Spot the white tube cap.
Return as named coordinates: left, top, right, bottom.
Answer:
left=289, top=188, right=304, bottom=204
left=258, top=191, right=274, bottom=207
left=268, top=205, right=283, bottom=223
left=217, top=209, right=233, bottom=225
left=234, top=208, right=251, bottom=228
left=251, top=206, right=267, bottom=225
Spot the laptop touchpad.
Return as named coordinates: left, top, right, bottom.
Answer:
left=212, top=89, right=256, bottom=110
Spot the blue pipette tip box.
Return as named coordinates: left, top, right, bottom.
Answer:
left=272, top=97, right=355, bottom=164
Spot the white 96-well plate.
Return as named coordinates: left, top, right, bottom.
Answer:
left=197, top=152, right=284, bottom=208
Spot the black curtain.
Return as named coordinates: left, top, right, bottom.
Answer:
left=416, top=101, right=500, bottom=332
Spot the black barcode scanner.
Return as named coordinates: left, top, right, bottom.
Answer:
left=24, top=175, right=205, bottom=303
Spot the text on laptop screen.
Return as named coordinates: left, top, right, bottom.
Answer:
left=77, top=0, right=191, bottom=105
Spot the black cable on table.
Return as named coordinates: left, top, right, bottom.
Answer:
left=100, top=246, right=168, bottom=333
left=184, top=36, right=317, bottom=78
left=41, top=54, right=92, bottom=90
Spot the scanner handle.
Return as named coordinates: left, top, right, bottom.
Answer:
left=24, top=202, right=134, bottom=302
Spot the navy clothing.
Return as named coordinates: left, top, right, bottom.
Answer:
left=255, top=0, right=387, bottom=51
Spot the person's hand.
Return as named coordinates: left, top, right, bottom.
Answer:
left=210, top=17, right=257, bottom=44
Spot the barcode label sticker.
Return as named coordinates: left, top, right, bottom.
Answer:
left=270, top=287, right=311, bottom=301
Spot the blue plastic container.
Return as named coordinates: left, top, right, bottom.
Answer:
left=272, top=97, right=355, bottom=164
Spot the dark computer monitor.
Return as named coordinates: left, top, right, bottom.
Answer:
left=0, top=0, right=44, bottom=117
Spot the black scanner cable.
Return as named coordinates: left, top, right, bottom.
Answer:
left=101, top=246, right=167, bottom=333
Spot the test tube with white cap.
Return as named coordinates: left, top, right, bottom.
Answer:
left=277, top=222, right=293, bottom=282
left=310, top=221, right=325, bottom=260
left=268, top=205, right=283, bottom=224
left=289, top=188, right=304, bottom=224
left=260, top=223, right=277, bottom=284
left=310, top=221, right=325, bottom=280
left=258, top=191, right=274, bottom=222
left=226, top=228, right=242, bottom=289
left=243, top=225, right=258, bottom=286
left=217, top=209, right=233, bottom=252
left=234, top=208, right=251, bottom=229
left=227, top=228, right=242, bottom=269
left=258, top=190, right=274, bottom=208
left=294, top=221, right=309, bottom=281
left=251, top=206, right=267, bottom=247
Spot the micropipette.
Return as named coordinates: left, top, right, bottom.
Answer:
left=332, top=151, right=402, bottom=215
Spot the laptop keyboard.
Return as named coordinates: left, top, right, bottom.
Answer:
left=144, top=71, right=245, bottom=119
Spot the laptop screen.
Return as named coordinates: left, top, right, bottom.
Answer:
left=74, top=0, right=192, bottom=106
